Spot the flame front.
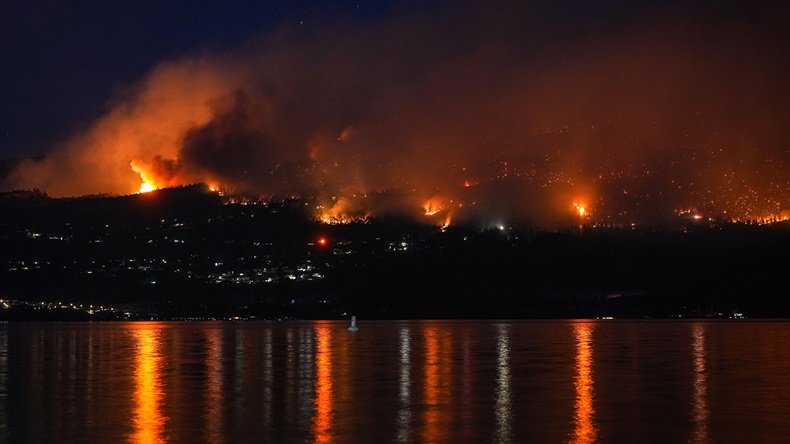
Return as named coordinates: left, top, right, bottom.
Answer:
left=131, top=159, right=161, bottom=194
left=139, top=182, right=155, bottom=194
left=316, top=196, right=371, bottom=224
left=423, top=196, right=445, bottom=216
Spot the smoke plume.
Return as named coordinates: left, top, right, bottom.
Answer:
left=4, top=1, right=790, bottom=226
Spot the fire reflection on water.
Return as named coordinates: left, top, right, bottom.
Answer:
left=421, top=325, right=452, bottom=443
left=204, top=328, right=223, bottom=443
left=131, top=326, right=168, bottom=444
left=262, top=329, right=273, bottom=429
left=312, top=325, right=333, bottom=444
left=691, top=324, right=709, bottom=444
left=397, top=327, right=412, bottom=443
left=571, top=322, right=597, bottom=444
left=422, top=326, right=440, bottom=443
left=495, top=324, right=512, bottom=444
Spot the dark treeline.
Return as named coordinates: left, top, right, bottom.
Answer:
left=1, top=186, right=789, bottom=320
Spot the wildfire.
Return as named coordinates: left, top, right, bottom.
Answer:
left=315, top=197, right=371, bottom=225
left=139, top=182, right=156, bottom=194
left=423, top=196, right=445, bottom=216
left=318, top=213, right=367, bottom=225
left=131, top=159, right=165, bottom=194
left=573, top=202, right=587, bottom=217
left=729, top=211, right=790, bottom=225
left=130, top=157, right=188, bottom=195
left=441, top=215, right=452, bottom=231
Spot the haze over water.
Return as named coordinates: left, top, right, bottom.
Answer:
left=1, top=320, right=788, bottom=443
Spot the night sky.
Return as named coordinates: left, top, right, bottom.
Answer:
left=2, top=1, right=789, bottom=227
left=1, top=0, right=395, bottom=158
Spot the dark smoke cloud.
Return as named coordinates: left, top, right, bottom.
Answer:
left=4, top=0, right=790, bottom=226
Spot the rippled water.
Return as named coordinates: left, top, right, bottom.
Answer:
left=0, top=320, right=788, bottom=443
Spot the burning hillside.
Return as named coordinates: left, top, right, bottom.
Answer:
left=2, top=2, right=789, bottom=228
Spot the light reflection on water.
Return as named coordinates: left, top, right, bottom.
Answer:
left=421, top=324, right=442, bottom=443
left=691, top=323, right=709, bottom=444
left=311, top=325, right=332, bottom=443
left=0, top=320, right=788, bottom=442
left=204, top=328, right=223, bottom=443
left=130, top=326, right=167, bottom=444
left=571, top=322, right=597, bottom=444
left=262, top=328, right=273, bottom=430
left=494, top=323, right=512, bottom=444
left=397, top=327, right=412, bottom=443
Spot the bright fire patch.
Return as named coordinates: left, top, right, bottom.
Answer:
left=423, top=196, right=445, bottom=216
left=139, top=182, right=155, bottom=194
left=573, top=203, right=587, bottom=217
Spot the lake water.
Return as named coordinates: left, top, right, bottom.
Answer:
left=0, top=320, right=788, bottom=443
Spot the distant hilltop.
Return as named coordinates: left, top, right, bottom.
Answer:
left=0, top=182, right=223, bottom=226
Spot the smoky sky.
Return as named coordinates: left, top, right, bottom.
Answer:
left=3, top=0, right=790, bottom=226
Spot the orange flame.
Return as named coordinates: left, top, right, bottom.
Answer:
left=139, top=182, right=156, bottom=194
left=316, top=197, right=371, bottom=224
left=131, top=159, right=164, bottom=194
left=130, top=156, right=192, bottom=194
left=423, top=196, right=445, bottom=216
left=573, top=202, right=587, bottom=217
left=441, top=215, right=452, bottom=231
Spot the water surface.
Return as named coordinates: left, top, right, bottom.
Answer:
left=1, top=320, right=788, bottom=443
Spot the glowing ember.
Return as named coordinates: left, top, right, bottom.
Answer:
left=573, top=203, right=587, bottom=217
left=317, top=237, right=328, bottom=246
